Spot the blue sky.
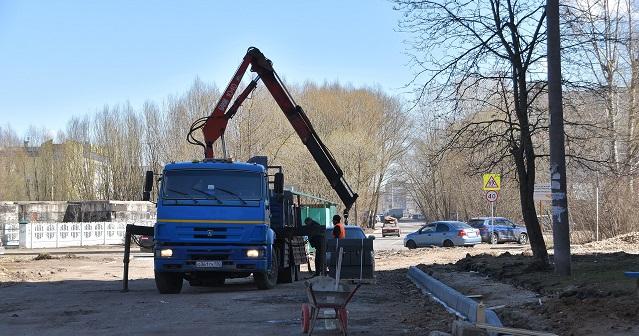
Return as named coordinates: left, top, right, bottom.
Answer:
left=0, top=0, right=412, bottom=135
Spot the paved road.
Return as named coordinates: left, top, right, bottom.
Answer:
left=371, top=221, right=425, bottom=251
left=1, top=251, right=450, bottom=335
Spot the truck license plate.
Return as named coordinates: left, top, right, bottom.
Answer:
left=195, top=260, right=222, bottom=268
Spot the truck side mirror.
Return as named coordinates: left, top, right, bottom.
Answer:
left=274, top=172, right=284, bottom=194
left=142, top=170, right=154, bottom=201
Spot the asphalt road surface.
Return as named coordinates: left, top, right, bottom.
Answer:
left=371, top=221, right=425, bottom=251
left=0, top=250, right=453, bottom=335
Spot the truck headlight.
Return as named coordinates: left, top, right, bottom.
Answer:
left=246, top=249, right=260, bottom=258
left=160, top=249, right=173, bottom=257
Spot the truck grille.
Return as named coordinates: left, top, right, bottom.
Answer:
left=175, top=226, right=244, bottom=241
left=187, top=249, right=231, bottom=261
left=193, top=227, right=227, bottom=239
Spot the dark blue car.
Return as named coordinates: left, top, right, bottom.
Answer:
left=467, top=217, right=528, bottom=245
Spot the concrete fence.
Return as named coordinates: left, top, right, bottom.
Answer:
left=2, top=222, right=19, bottom=246
left=2, top=221, right=154, bottom=249
left=0, top=200, right=156, bottom=249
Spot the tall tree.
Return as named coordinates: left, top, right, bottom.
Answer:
left=394, top=0, right=550, bottom=265
left=565, top=0, right=629, bottom=171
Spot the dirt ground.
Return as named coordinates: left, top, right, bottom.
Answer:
left=415, top=233, right=639, bottom=336
left=0, top=250, right=454, bottom=335
left=1, top=237, right=638, bottom=335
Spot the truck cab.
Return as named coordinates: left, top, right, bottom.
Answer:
left=153, top=159, right=281, bottom=293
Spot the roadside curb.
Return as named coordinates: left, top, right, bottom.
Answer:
left=407, top=266, right=502, bottom=327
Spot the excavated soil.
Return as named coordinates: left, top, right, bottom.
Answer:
left=580, top=232, right=639, bottom=252
left=420, top=251, right=639, bottom=335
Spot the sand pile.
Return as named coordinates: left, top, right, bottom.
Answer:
left=581, top=232, right=639, bottom=252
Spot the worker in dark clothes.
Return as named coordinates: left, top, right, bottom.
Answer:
left=332, top=214, right=346, bottom=239
left=305, top=217, right=326, bottom=276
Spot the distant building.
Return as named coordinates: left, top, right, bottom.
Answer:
left=379, top=180, right=421, bottom=217
left=0, top=139, right=109, bottom=201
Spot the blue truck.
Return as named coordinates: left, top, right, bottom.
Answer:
left=121, top=47, right=358, bottom=293
left=149, top=157, right=326, bottom=292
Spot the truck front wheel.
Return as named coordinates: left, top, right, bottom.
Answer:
left=155, top=271, right=183, bottom=294
left=255, top=248, right=279, bottom=290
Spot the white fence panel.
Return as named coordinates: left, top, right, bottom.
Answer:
left=22, top=222, right=138, bottom=248
left=80, top=222, right=102, bottom=246
left=31, top=223, right=58, bottom=248
left=2, top=223, right=20, bottom=246
left=57, top=223, right=81, bottom=247
left=0, top=221, right=155, bottom=249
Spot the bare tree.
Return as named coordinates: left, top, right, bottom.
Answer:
left=0, top=124, right=24, bottom=200
left=369, top=96, right=412, bottom=224
left=394, top=0, right=550, bottom=265
left=0, top=78, right=408, bottom=226
left=565, top=0, right=631, bottom=171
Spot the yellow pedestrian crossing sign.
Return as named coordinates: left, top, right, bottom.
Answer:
left=482, top=173, right=501, bottom=191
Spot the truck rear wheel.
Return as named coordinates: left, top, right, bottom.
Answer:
left=154, top=271, right=183, bottom=294
left=255, top=248, right=279, bottom=290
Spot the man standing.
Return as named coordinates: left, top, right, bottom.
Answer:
left=305, top=217, right=326, bottom=276
left=332, top=214, right=345, bottom=239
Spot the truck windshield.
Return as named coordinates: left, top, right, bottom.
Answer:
left=162, top=170, right=262, bottom=201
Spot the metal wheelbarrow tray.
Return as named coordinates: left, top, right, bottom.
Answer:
left=301, top=276, right=360, bottom=335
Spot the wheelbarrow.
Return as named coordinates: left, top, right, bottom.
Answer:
left=301, top=276, right=360, bottom=335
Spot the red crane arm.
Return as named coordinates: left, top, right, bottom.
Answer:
left=201, top=53, right=252, bottom=158
left=198, top=47, right=358, bottom=216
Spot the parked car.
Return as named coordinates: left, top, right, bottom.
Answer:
left=467, top=217, right=528, bottom=245
left=404, top=221, right=481, bottom=249
left=381, top=216, right=400, bottom=237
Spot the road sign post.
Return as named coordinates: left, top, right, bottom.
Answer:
left=482, top=174, right=501, bottom=191
left=482, top=173, right=500, bottom=244
left=485, top=191, right=499, bottom=243
left=491, top=200, right=494, bottom=243
left=485, top=191, right=498, bottom=202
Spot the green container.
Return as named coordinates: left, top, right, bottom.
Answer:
left=300, top=205, right=336, bottom=228
left=289, top=190, right=337, bottom=253
left=300, top=204, right=336, bottom=254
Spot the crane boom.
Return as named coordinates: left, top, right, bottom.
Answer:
left=196, top=47, right=358, bottom=217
